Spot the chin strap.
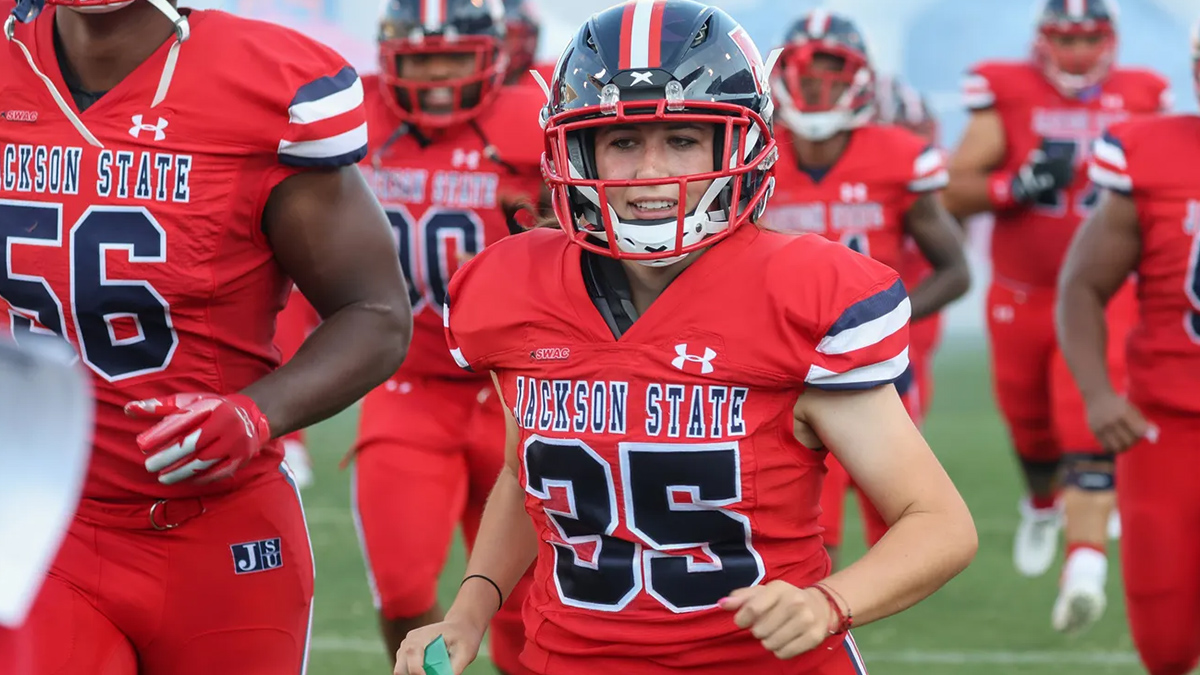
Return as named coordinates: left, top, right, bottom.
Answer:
left=3, top=1, right=191, bottom=148
left=4, top=13, right=102, bottom=146
left=146, top=0, right=188, bottom=107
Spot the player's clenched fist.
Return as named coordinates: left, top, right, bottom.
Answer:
left=1084, top=391, right=1157, bottom=454
left=394, top=620, right=484, bottom=675
left=126, top=393, right=272, bottom=485
left=719, top=581, right=837, bottom=659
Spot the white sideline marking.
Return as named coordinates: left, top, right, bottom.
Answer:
left=308, top=637, right=1138, bottom=666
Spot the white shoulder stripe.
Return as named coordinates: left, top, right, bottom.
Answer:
left=1088, top=164, right=1133, bottom=192
left=964, top=91, right=995, bottom=109
left=289, top=77, right=364, bottom=125
left=817, top=297, right=910, bottom=356
left=806, top=348, right=910, bottom=387
left=450, top=347, right=470, bottom=370
left=279, top=122, right=368, bottom=159
left=913, top=148, right=945, bottom=178
left=962, top=73, right=991, bottom=93
left=910, top=170, right=950, bottom=192
left=1092, top=136, right=1127, bottom=170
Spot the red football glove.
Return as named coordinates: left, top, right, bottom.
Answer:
left=125, top=393, right=273, bottom=485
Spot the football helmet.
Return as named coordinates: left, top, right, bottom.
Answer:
left=378, top=0, right=508, bottom=128
left=773, top=10, right=874, bottom=142
left=541, top=0, right=777, bottom=265
left=502, top=0, right=540, bottom=85
left=1032, top=0, right=1118, bottom=97
left=876, top=76, right=938, bottom=144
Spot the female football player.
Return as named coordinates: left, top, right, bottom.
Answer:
left=396, top=2, right=976, bottom=673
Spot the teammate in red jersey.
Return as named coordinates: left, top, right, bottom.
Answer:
left=876, top=76, right=946, bottom=420
left=501, top=0, right=553, bottom=87
left=274, top=287, right=320, bottom=488
left=943, top=0, right=1168, bottom=629
left=349, top=1, right=545, bottom=672
left=1057, top=21, right=1200, bottom=672
left=392, top=2, right=976, bottom=673
left=0, top=0, right=412, bottom=672
left=763, top=11, right=970, bottom=568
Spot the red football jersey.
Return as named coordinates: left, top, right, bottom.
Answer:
left=359, top=75, right=545, bottom=380
left=963, top=60, right=1169, bottom=288
left=0, top=9, right=367, bottom=500
left=761, top=125, right=947, bottom=274
left=445, top=224, right=910, bottom=673
left=1089, top=115, right=1200, bottom=415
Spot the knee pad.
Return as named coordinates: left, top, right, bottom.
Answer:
left=1061, top=452, right=1116, bottom=492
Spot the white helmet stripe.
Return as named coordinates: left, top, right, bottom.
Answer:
left=424, top=0, right=444, bottom=30
left=807, top=9, right=831, bottom=38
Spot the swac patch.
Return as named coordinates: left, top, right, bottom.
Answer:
left=1, top=110, right=38, bottom=123
left=231, top=538, right=283, bottom=575
left=531, top=347, right=571, bottom=362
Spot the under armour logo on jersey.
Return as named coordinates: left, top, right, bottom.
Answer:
left=231, top=538, right=283, bottom=574
left=129, top=115, right=168, bottom=141
left=840, top=182, right=868, bottom=203
left=452, top=148, right=481, bottom=170
left=672, top=343, right=717, bottom=374
left=1184, top=200, right=1200, bottom=235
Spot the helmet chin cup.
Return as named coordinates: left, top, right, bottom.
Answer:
left=69, top=1, right=134, bottom=13
left=786, top=110, right=849, bottom=141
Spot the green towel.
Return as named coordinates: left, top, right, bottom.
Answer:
left=423, top=635, right=454, bottom=675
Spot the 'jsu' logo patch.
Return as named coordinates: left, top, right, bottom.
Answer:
left=231, top=538, right=283, bottom=574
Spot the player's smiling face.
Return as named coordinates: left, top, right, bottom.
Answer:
left=592, top=122, right=716, bottom=222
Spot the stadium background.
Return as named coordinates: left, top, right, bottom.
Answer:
left=186, top=1, right=1198, bottom=672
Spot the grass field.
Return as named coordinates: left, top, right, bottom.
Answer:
left=300, top=343, right=1143, bottom=675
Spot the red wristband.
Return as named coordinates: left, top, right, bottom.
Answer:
left=809, top=582, right=853, bottom=636
left=987, top=170, right=1017, bottom=209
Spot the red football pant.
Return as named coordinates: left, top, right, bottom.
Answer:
left=986, top=280, right=1135, bottom=460
left=819, top=455, right=887, bottom=550
left=23, top=468, right=313, bottom=675
left=908, top=312, right=943, bottom=421
left=0, top=624, right=32, bottom=675
left=1118, top=408, right=1200, bottom=675
left=351, top=374, right=532, bottom=674
left=276, top=287, right=320, bottom=448
left=818, top=375, right=924, bottom=549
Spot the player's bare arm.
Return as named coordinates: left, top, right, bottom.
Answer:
left=1056, top=189, right=1149, bottom=453
left=790, top=386, right=976, bottom=625
left=942, top=109, right=1007, bottom=219
left=903, top=192, right=971, bottom=319
left=394, top=373, right=537, bottom=675
left=248, top=167, right=413, bottom=435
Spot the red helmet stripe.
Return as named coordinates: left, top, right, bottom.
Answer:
left=621, top=0, right=667, bottom=70
left=618, top=0, right=637, bottom=69
left=647, top=0, right=666, bottom=68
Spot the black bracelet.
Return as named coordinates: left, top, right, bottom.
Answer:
left=461, top=574, right=504, bottom=612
